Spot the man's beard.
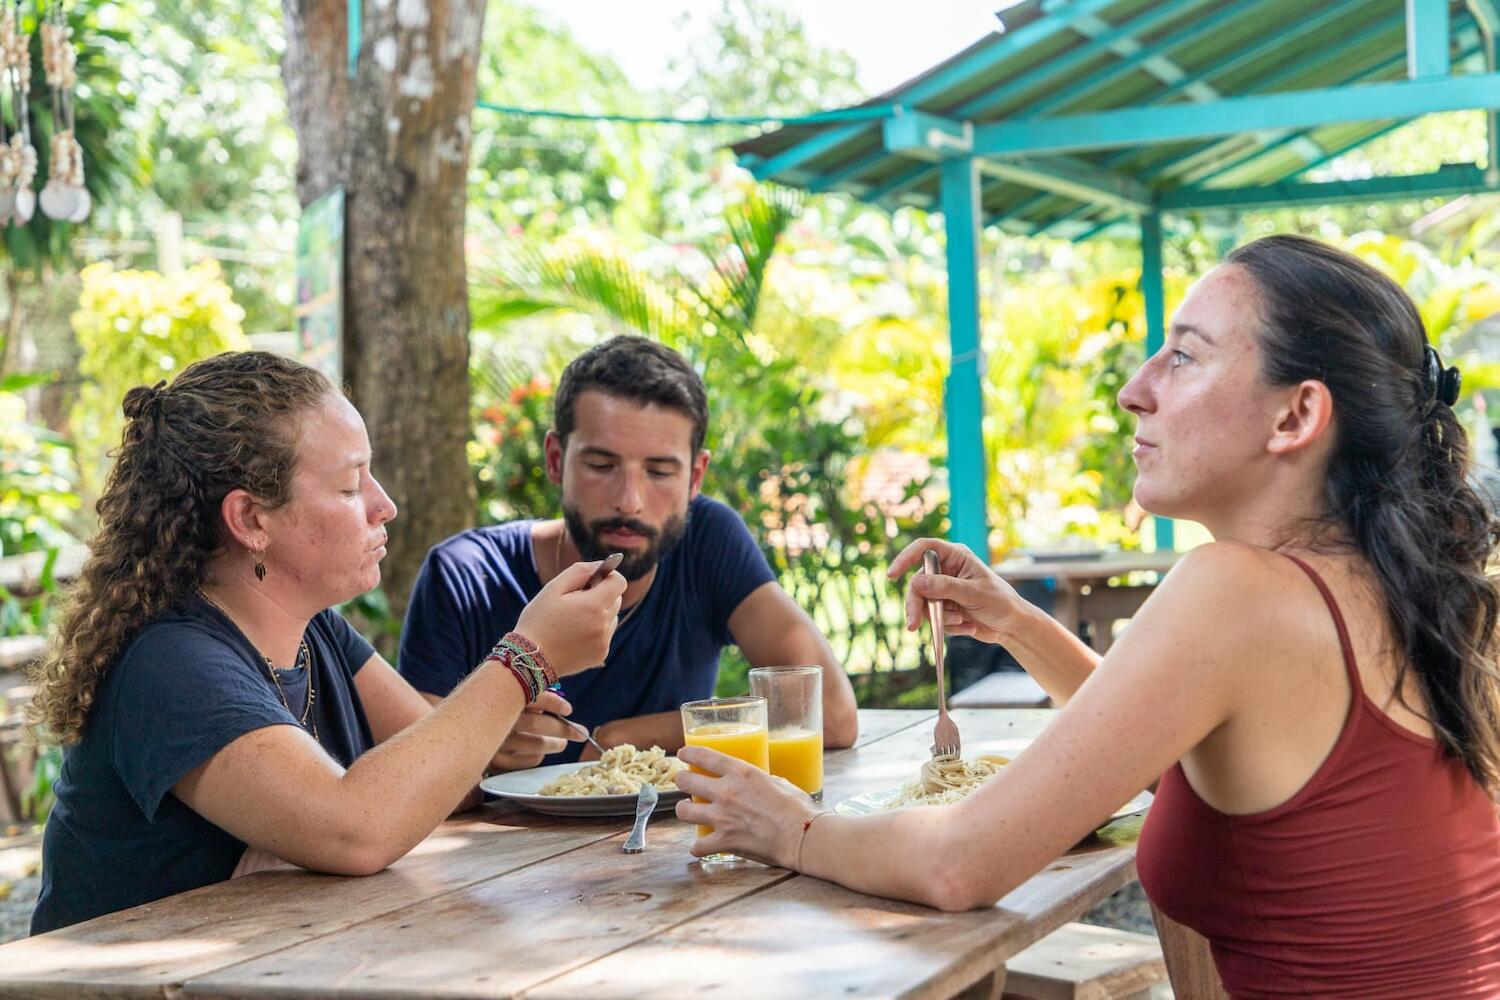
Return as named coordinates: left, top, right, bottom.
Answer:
left=563, top=505, right=689, bottom=582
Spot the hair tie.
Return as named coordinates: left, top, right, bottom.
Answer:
left=122, top=379, right=168, bottom=421
left=1422, top=345, right=1462, bottom=410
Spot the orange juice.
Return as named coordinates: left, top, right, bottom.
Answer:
left=684, top=722, right=769, bottom=837
left=767, top=728, right=823, bottom=796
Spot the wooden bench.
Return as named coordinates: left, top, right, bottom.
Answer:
left=1002, top=922, right=1167, bottom=999
left=951, top=671, right=1052, bottom=709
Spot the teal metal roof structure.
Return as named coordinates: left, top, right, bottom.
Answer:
left=733, top=0, right=1500, bottom=556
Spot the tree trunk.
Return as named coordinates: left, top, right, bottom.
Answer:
left=280, top=0, right=483, bottom=620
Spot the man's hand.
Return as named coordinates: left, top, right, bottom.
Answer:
left=486, top=690, right=587, bottom=772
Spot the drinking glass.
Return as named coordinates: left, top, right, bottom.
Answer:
left=680, top=695, right=769, bottom=863
left=749, top=665, right=824, bottom=802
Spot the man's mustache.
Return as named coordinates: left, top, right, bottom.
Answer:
left=591, top=518, right=658, bottom=541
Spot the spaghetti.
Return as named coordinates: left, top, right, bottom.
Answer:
left=537, top=744, right=685, bottom=797
left=887, top=752, right=1011, bottom=807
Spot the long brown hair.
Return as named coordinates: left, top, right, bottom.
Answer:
left=1227, top=235, right=1500, bottom=789
left=28, top=351, right=334, bottom=745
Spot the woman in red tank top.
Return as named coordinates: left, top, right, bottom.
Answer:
left=672, top=234, right=1500, bottom=998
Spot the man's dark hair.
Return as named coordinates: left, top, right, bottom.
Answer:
left=554, top=336, right=709, bottom=453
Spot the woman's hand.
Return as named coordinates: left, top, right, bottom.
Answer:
left=514, top=559, right=626, bottom=676
left=887, top=538, right=1033, bottom=646
left=674, top=746, right=818, bottom=869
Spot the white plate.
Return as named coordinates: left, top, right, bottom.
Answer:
left=480, top=760, right=687, bottom=817
left=836, top=786, right=1153, bottom=826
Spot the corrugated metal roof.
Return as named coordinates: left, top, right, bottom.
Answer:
left=732, top=0, right=1488, bottom=238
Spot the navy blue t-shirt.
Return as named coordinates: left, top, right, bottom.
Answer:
left=31, top=599, right=375, bottom=934
left=399, top=495, right=775, bottom=763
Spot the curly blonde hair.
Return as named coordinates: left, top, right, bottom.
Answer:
left=27, top=351, right=335, bottom=745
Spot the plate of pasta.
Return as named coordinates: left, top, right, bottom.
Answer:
left=480, top=744, right=687, bottom=817
left=834, top=752, right=1151, bottom=825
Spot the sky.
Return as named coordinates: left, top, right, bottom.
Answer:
left=539, top=1, right=1018, bottom=100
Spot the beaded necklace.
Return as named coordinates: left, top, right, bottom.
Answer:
left=198, top=589, right=319, bottom=741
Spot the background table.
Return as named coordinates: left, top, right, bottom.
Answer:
left=992, top=551, right=1181, bottom=652
left=0, top=709, right=1139, bottom=999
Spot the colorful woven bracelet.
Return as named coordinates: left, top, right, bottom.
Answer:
left=484, top=644, right=544, bottom=702
left=496, top=633, right=557, bottom=688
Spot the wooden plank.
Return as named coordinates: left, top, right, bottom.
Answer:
left=1148, top=902, right=1229, bottom=999
left=525, top=844, right=1136, bottom=1000
left=185, top=820, right=794, bottom=999
left=0, top=814, right=623, bottom=998
left=1005, top=922, right=1167, bottom=1000
left=850, top=708, right=933, bottom=748
left=950, top=672, right=1050, bottom=709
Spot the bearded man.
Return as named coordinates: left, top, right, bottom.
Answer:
left=399, top=336, right=859, bottom=768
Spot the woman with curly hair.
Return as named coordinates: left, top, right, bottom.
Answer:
left=680, top=235, right=1500, bottom=996
left=28, top=351, right=625, bottom=933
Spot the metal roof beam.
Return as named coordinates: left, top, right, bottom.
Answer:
left=1067, top=12, right=1218, bottom=102
left=1165, top=27, right=1480, bottom=188
left=971, top=73, right=1500, bottom=156
left=1470, top=0, right=1500, bottom=37
left=952, top=0, right=1217, bottom=120
left=744, top=0, right=1126, bottom=182
left=882, top=110, right=972, bottom=160
left=1159, top=163, right=1497, bottom=209
left=1408, top=0, right=1453, bottom=78
left=882, top=109, right=1154, bottom=212
left=980, top=157, right=1153, bottom=212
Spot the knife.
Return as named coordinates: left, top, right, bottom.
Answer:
left=622, top=782, right=658, bottom=853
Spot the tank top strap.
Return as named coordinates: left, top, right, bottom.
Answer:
left=1280, top=552, right=1364, bottom=694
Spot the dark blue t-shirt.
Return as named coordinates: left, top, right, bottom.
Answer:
left=31, top=599, right=375, bottom=934
left=398, top=495, right=774, bottom=763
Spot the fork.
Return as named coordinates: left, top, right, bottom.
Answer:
left=922, top=548, right=962, bottom=759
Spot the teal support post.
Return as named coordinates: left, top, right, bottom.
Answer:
left=1140, top=212, right=1174, bottom=551
left=1408, top=0, right=1452, bottom=79
left=347, top=0, right=361, bottom=79
left=939, top=157, right=991, bottom=560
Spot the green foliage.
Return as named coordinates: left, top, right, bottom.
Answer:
left=0, top=372, right=78, bottom=638
left=103, top=0, right=295, bottom=334
left=68, top=259, right=249, bottom=494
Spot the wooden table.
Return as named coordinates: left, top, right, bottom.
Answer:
left=0, top=709, right=1139, bottom=999
left=992, top=551, right=1181, bottom=652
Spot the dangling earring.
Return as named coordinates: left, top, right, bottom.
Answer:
left=253, top=546, right=267, bottom=582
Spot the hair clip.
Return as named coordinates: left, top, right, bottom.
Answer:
left=1423, top=345, right=1462, bottom=408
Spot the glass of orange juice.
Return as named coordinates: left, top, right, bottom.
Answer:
left=749, top=665, right=823, bottom=802
left=680, top=696, right=769, bottom=863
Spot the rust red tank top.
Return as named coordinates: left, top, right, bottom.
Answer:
left=1136, top=554, right=1500, bottom=998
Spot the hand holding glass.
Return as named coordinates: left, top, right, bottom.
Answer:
left=680, top=696, right=769, bottom=863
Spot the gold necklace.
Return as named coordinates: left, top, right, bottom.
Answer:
left=197, top=589, right=319, bottom=740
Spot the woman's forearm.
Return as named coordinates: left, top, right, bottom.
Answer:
left=998, top=603, right=1101, bottom=706
left=334, top=658, right=525, bottom=869
left=797, top=806, right=1027, bottom=912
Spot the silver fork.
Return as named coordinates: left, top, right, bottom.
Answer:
left=922, top=548, right=962, bottom=759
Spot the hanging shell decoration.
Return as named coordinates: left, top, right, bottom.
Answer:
left=39, top=1, right=85, bottom=223
left=0, top=0, right=35, bottom=226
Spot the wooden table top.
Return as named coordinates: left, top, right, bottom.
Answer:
left=0, top=709, right=1138, bottom=999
